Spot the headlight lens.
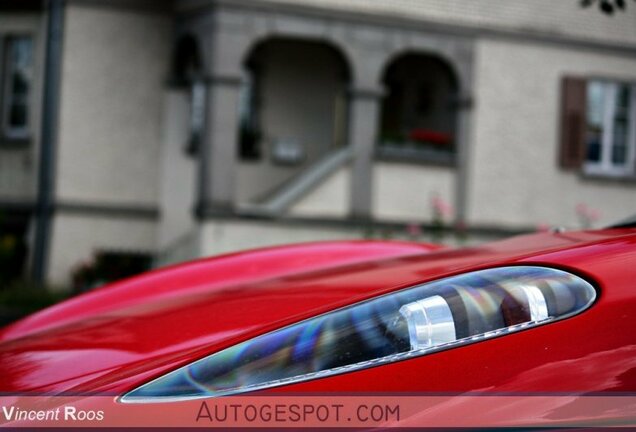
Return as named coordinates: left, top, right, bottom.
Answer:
left=121, top=266, right=596, bottom=403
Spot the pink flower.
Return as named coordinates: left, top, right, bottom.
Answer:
left=432, top=195, right=453, bottom=219
left=576, top=202, right=601, bottom=227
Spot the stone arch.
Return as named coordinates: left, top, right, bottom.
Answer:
left=241, top=34, right=354, bottom=83
left=378, top=46, right=466, bottom=91
left=381, top=50, right=461, bottom=90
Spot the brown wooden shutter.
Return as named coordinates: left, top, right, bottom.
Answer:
left=559, top=76, right=587, bottom=169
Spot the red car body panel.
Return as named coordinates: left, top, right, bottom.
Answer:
left=1, top=230, right=635, bottom=397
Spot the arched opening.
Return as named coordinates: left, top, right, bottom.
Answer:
left=237, top=38, right=351, bottom=202
left=378, top=53, right=459, bottom=164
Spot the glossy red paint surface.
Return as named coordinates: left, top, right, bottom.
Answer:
left=0, top=231, right=635, bottom=396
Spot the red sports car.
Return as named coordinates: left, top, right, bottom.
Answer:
left=1, top=222, right=635, bottom=427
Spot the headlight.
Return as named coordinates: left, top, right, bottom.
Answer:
left=120, top=266, right=596, bottom=403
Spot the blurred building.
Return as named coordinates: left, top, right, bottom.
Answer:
left=1, top=0, right=636, bottom=285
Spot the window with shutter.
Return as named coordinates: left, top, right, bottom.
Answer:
left=560, top=76, right=636, bottom=178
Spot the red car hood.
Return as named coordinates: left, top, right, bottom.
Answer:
left=0, top=231, right=634, bottom=395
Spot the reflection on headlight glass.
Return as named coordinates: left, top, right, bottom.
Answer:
left=121, top=266, right=596, bottom=402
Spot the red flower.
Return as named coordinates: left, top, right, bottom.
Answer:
left=409, top=129, right=452, bottom=145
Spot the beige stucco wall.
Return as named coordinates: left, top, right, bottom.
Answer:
left=240, top=159, right=455, bottom=224
left=242, top=158, right=456, bottom=225
left=262, top=0, right=636, bottom=48
left=48, top=213, right=156, bottom=286
left=0, top=13, right=44, bottom=202
left=288, top=165, right=350, bottom=218
left=46, top=3, right=173, bottom=284
left=200, top=219, right=360, bottom=257
left=157, top=90, right=197, bottom=250
left=373, top=162, right=455, bottom=223
left=468, top=38, right=636, bottom=229
left=56, top=4, right=172, bottom=207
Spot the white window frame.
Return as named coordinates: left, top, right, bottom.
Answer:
left=1, top=34, right=34, bottom=141
left=584, top=80, right=636, bottom=178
